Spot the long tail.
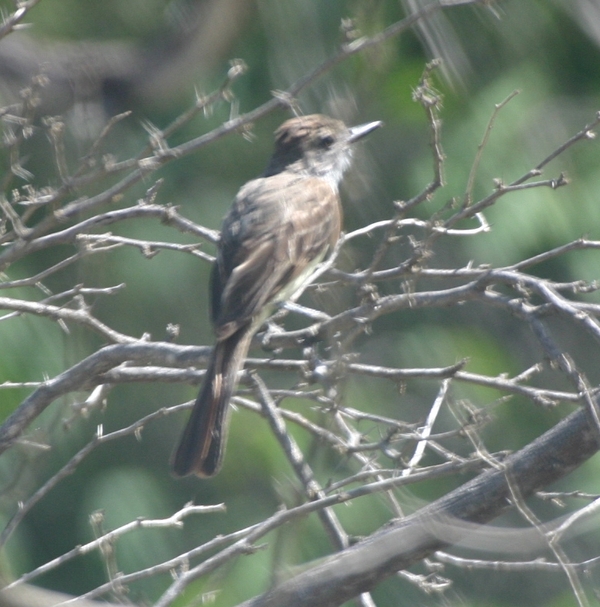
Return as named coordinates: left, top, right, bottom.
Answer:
left=171, top=328, right=253, bottom=477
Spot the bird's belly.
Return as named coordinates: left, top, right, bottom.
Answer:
left=273, top=248, right=328, bottom=304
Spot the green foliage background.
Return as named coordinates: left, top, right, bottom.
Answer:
left=1, top=1, right=600, bottom=606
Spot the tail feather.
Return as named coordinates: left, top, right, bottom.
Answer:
left=171, top=329, right=252, bottom=477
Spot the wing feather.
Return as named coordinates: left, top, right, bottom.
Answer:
left=211, top=172, right=341, bottom=339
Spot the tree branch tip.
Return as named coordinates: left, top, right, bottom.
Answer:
left=227, top=58, right=248, bottom=80
left=453, top=358, right=469, bottom=372
left=146, top=178, right=164, bottom=194
left=17, top=437, right=51, bottom=452
left=552, top=173, right=569, bottom=188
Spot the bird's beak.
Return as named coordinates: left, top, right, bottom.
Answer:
left=348, top=120, right=383, bottom=143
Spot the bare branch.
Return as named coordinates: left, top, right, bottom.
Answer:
left=0, top=0, right=42, bottom=41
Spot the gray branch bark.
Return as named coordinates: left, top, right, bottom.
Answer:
left=237, top=406, right=600, bottom=607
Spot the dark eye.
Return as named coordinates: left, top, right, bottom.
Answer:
left=319, top=134, right=335, bottom=148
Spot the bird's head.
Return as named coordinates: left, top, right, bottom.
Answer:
left=264, top=114, right=381, bottom=187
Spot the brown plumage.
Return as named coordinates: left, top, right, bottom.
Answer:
left=172, top=114, right=381, bottom=478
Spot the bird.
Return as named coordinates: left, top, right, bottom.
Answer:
left=171, top=113, right=381, bottom=478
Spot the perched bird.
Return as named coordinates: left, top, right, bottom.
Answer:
left=172, top=114, right=381, bottom=477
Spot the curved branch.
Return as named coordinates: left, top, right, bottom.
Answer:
left=235, top=406, right=600, bottom=607
left=0, top=342, right=209, bottom=456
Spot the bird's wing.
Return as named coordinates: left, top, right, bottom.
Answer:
left=211, top=173, right=341, bottom=340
